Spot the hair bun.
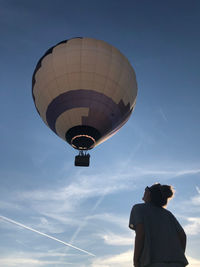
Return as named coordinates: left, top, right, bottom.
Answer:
left=161, top=185, right=174, bottom=199
left=148, top=183, right=174, bottom=207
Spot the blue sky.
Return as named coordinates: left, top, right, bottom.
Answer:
left=0, top=0, right=200, bottom=266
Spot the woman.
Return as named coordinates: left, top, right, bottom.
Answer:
left=129, top=183, right=188, bottom=267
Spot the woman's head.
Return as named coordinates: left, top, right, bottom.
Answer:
left=143, top=183, right=174, bottom=207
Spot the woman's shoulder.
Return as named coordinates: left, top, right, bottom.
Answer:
left=131, top=203, right=147, bottom=212
left=132, top=203, right=146, bottom=208
left=164, top=209, right=180, bottom=223
left=161, top=207, right=174, bottom=217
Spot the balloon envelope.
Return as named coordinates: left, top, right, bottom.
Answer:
left=32, top=37, right=138, bottom=150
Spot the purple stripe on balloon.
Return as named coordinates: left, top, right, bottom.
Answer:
left=46, top=89, right=131, bottom=136
left=82, top=108, right=112, bottom=135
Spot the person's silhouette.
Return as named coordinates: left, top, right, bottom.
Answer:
left=129, top=183, right=188, bottom=267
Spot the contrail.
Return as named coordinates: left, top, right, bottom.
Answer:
left=0, top=215, right=95, bottom=257
left=159, top=107, right=168, bottom=122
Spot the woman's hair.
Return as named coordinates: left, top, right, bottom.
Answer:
left=148, top=183, right=174, bottom=207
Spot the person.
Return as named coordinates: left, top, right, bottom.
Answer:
left=129, top=183, right=188, bottom=267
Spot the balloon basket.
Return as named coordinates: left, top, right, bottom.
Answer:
left=74, top=151, right=90, bottom=167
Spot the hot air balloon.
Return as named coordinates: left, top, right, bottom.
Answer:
left=32, top=37, right=137, bottom=166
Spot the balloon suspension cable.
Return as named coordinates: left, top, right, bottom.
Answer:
left=79, top=150, right=90, bottom=157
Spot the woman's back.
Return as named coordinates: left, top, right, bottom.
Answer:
left=130, top=203, right=188, bottom=266
left=129, top=184, right=188, bottom=267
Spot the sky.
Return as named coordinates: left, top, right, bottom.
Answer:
left=0, top=0, right=200, bottom=266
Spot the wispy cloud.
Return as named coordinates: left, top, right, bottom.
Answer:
left=0, top=215, right=95, bottom=257
left=0, top=200, right=22, bottom=211
left=32, top=216, right=66, bottom=234
left=89, top=252, right=200, bottom=267
left=184, top=217, right=200, bottom=235
left=174, top=186, right=200, bottom=215
left=88, top=248, right=200, bottom=267
left=85, top=249, right=200, bottom=267
left=1, top=160, right=199, bottom=267
left=190, top=186, right=200, bottom=206
left=15, top=164, right=200, bottom=212
left=11, top=166, right=135, bottom=225
left=0, top=248, right=78, bottom=267
left=17, top=170, right=130, bottom=204
left=98, top=232, right=133, bottom=246
left=196, top=186, right=200, bottom=194
left=68, top=192, right=107, bottom=243
left=187, top=256, right=200, bottom=266
left=88, top=213, right=129, bottom=230
left=159, top=107, right=168, bottom=122
left=2, top=161, right=199, bottom=237
left=0, top=257, right=73, bottom=266
left=89, top=250, right=133, bottom=267
left=136, top=167, right=200, bottom=178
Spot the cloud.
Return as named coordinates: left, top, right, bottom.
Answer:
left=5, top=161, right=200, bottom=216
left=0, top=257, right=70, bottom=266
left=159, top=107, right=168, bottom=122
left=12, top=166, right=135, bottom=225
left=184, top=217, right=200, bottom=235
left=190, top=186, right=200, bottom=206
left=2, top=161, right=198, bottom=241
left=0, top=250, right=77, bottom=267
left=173, top=186, right=200, bottom=216
left=138, top=168, right=200, bottom=178
left=88, top=251, right=200, bottom=267
left=173, top=169, right=200, bottom=177
left=17, top=170, right=130, bottom=204
left=0, top=200, right=22, bottom=211
left=15, top=164, right=200, bottom=217
left=187, top=256, right=200, bottom=266
left=98, top=232, right=133, bottom=246
left=1, top=161, right=200, bottom=266
left=33, top=216, right=66, bottom=234
left=196, top=186, right=200, bottom=194
left=165, top=186, right=200, bottom=237
left=0, top=215, right=95, bottom=257
left=89, top=250, right=133, bottom=267
left=89, top=251, right=200, bottom=267
left=88, top=213, right=129, bottom=230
